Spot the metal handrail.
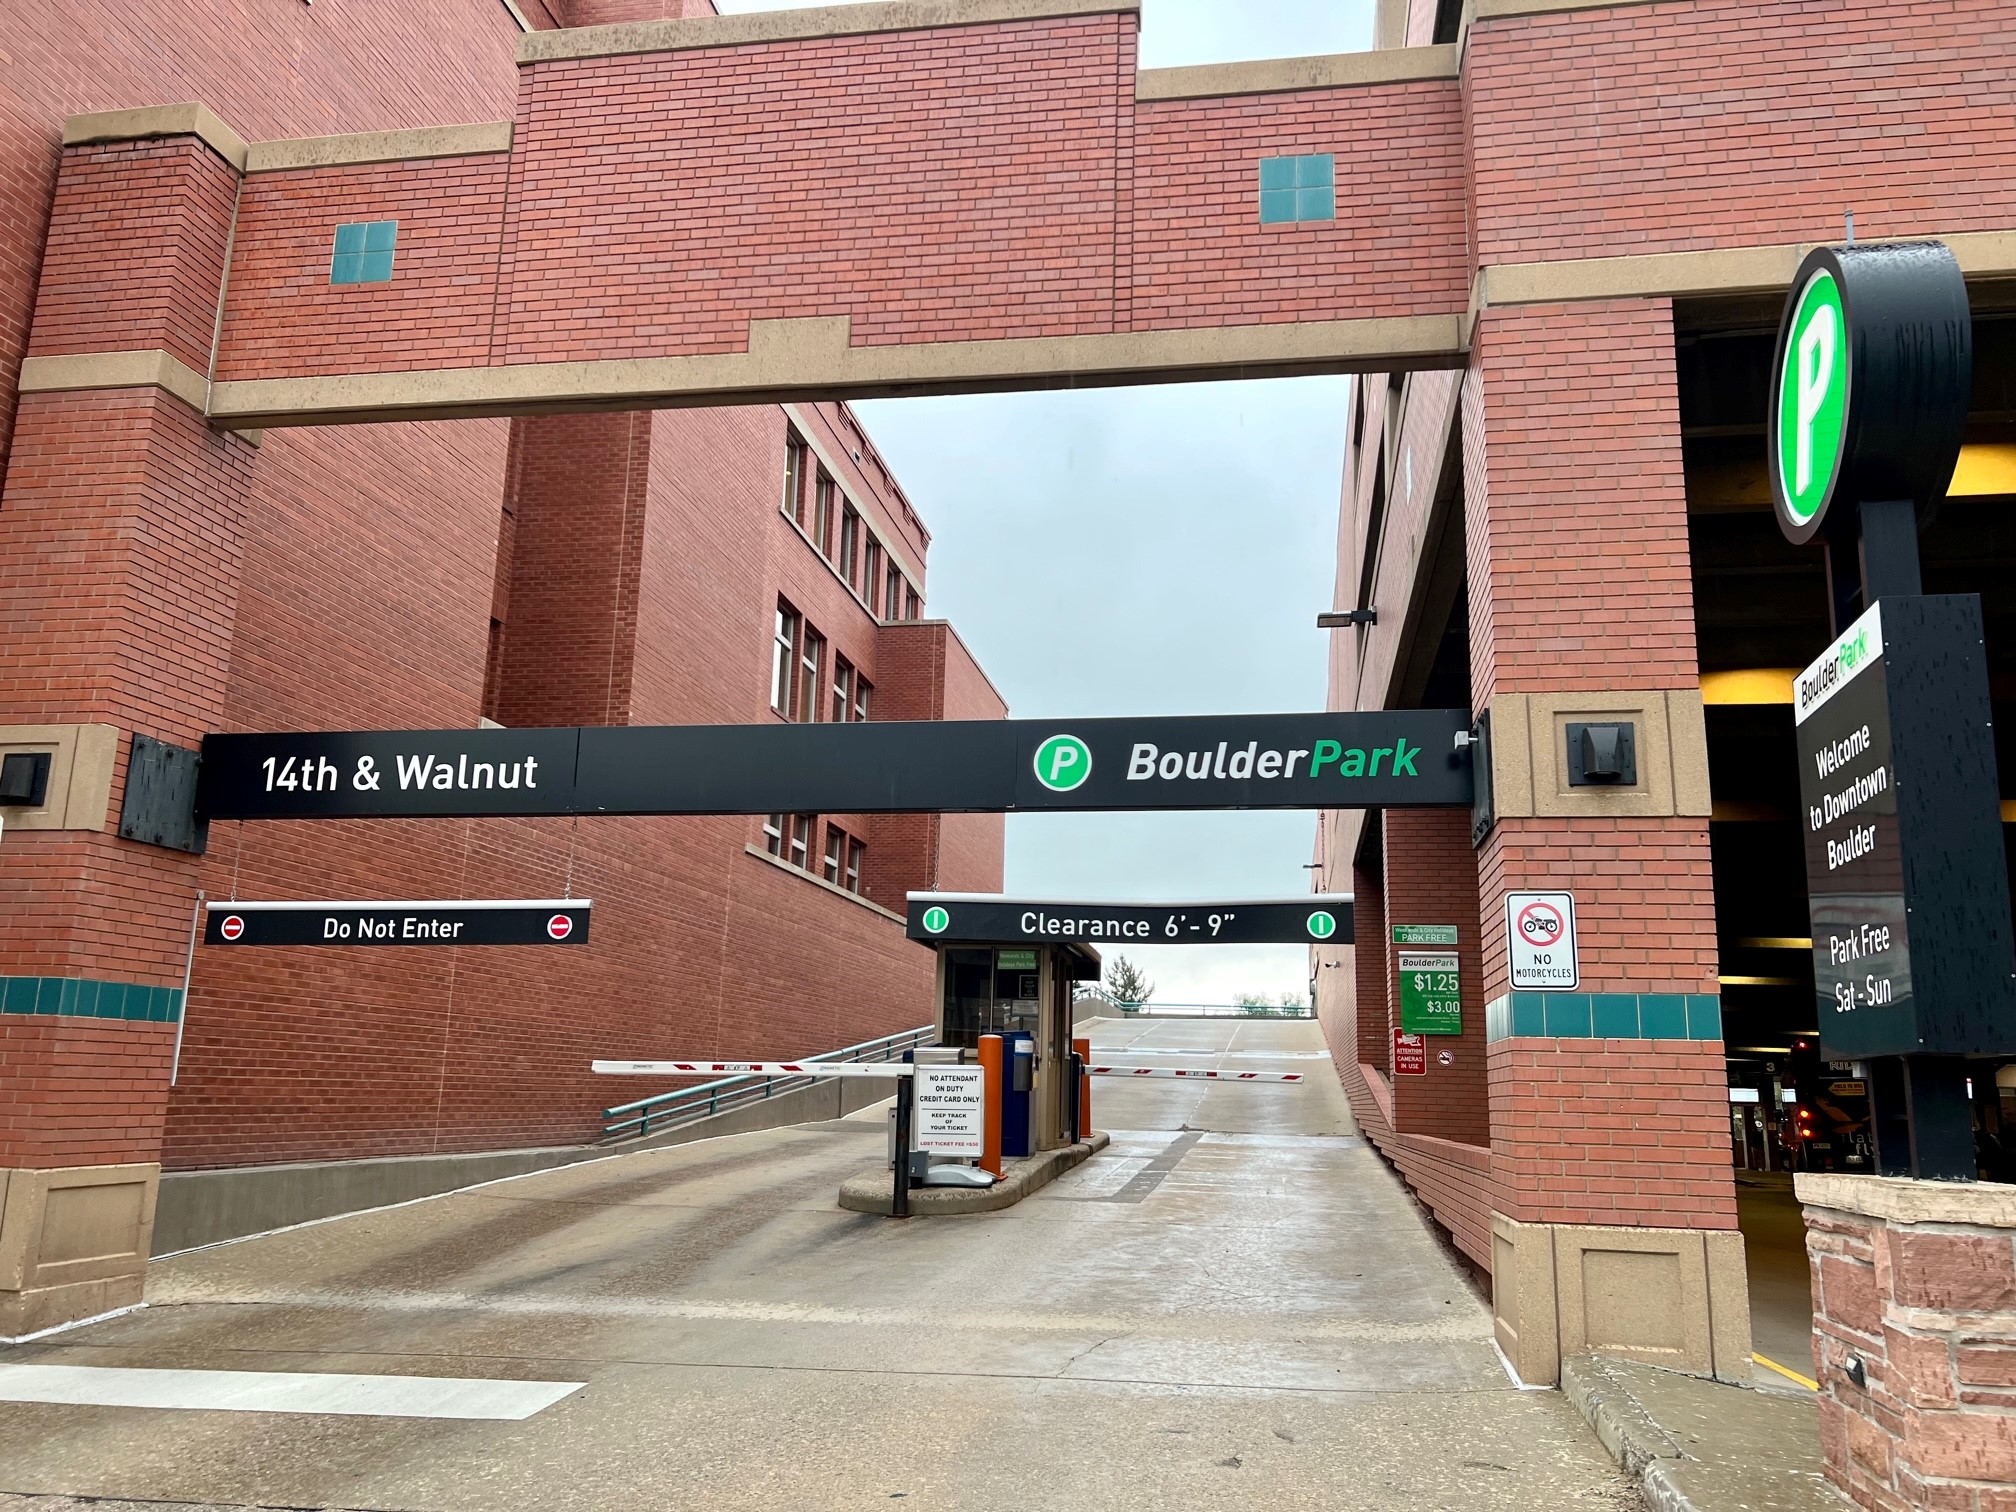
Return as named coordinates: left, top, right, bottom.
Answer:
left=600, top=1023, right=934, bottom=1142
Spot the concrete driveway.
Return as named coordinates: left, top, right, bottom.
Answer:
left=0, top=1017, right=1635, bottom=1510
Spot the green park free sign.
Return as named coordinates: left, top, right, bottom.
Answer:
left=1774, top=267, right=1848, bottom=534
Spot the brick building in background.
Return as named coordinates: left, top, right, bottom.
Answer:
left=0, top=0, right=1001, bottom=1330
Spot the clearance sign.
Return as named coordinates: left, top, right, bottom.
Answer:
left=199, top=710, right=1473, bottom=820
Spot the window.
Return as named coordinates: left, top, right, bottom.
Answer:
left=762, top=813, right=785, bottom=857
left=885, top=565, right=903, bottom=620
left=863, top=541, right=882, bottom=613
left=853, top=674, right=872, bottom=723
left=798, top=628, right=825, bottom=723
left=330, top=220, right=397, bottom=284
left=832, top=656, right=854, bottom=723
left=1258, top=154, right=1334, bottom=225
left=839, top=506, right=860, bottom=586
left=782, top=430, right=808, bottom=525
left=822, top=826, right=846, bottom=885
left=904, top=587, right=921, bottom=621
left=812, top=471, right=835, bottom=557
left=846, top=838, right=865, bottom=895
left=789, top=813, right=813, bottom=871
left=771, top=603, right=800, bottom=715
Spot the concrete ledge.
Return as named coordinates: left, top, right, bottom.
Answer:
left=63, top=102, right=249, bottom=171
left=1796, top=1171, right=2016, bottom=1228
left=838, top=1131, right=1110, bottom=1215
left=206, top=313, right=1467, bottom=428
left=244, top=122, right=513, bottom=175
left=1563, top=1354, right=1840, bottom=1512
left=1138, top=45, right=1457, bottom=101
left=20, top=350, right=209, bottom=411
left=1475, top=0, right=1671, bottom=18
left=155, top=1074, right=895, bottom=1254
left=519, top=0, right=1137, bottom=65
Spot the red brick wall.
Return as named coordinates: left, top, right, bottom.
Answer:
left=1469, top=0, right=2016, bottom=265
left=1383, top=809, right=1488, bottom=1147
left=216, top=155, right=511, bottom=381
left=1132, top=82, right=1466, bottom=332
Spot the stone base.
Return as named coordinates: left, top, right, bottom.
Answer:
left=839, top=1132, right=1109, bottom=1215
left=1491, top=1212, right=1753, bottom=1386
left=1798, top=1173, right=2016, bottom=1510
left=0, top=1163, right=159, bottom=1339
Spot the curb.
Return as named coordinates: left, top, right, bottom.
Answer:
left=1562, top=1355, right=1694, bottom=1512
left=838, top=1130, right=1110, bottom=1215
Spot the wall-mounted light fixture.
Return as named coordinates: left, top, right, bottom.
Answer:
left=1317, top=609, right=1377, bottom=628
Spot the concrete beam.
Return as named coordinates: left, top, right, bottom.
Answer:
left=62, top=103, right=249, bottom=172
left=1137, top=46, right=1459, bottom=102
left=244, top=122, right=513, bottom=175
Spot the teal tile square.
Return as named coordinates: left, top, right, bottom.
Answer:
left=163, top=988, right=185, bottom=1023
left=1639, top=994, right=1688, bottom=1039
left=1687, top=995, right=1724, bottom=1040
left=1295, top=153, right=1334, bottom=188
left=1258, top=156, right=1297, bottom=191
left=1, top=977, right=37, bottom=1015
left=330, top=251, right=361, bottom=284
left=65, top=979, right=90, bottom=1016
left=358, top=248, right=395, bottom=282
left=1296, top=186, right=1334, bottom=222
left=1259, top=188, right=1297, bottom=225
left=1510, top=992, right=1546, bottom=1037
left=332, top=221, right=367, bottom=255
left=32, top=977, right=58, bottom=1015
left=95, top=982, right=126, bottom=1020
left=1544, top=993, right=1592, bottom=1038
left=1590, top=993, right=1639, bottom=1039
left=362, top=219, right=397, bottom=253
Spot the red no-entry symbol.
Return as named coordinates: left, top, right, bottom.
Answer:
left=547, top=913, right=574, bottom=941
left=218, top=914, right=245, bottom=941
left=1516, top=901, right=1563, bottom=945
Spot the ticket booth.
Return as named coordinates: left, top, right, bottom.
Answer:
left=929, top=937, right=1098, bottom=1153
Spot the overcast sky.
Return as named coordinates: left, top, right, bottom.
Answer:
left=719, top=0, right=1380, bottom=1003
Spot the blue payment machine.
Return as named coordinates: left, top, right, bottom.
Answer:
left=1001, top=1031, right=1035, bottom=1160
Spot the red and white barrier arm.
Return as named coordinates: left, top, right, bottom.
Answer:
left=593, top=1059, right=912, bottom=1078
left=1085, top=1066, right=1303, bottom=1082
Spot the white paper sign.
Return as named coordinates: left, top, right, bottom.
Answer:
left=914, top=1065, right=986, bottom=1155
left=1506, top=891, right=1578, bottom=990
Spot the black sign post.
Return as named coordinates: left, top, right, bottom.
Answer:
left=197, top=711, right=1473, bottom=821
left=1772, top=240, right=2008, bottom=1180
left=906, top=894, right=1354, bottom=947
left=204, top=899, right=591, bottom=947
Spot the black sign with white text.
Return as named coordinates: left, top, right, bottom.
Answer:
left=1794, top=598, right=2014, bottom=1056
left=204, top=900, right=591, bottom=947
left=906, top=894, right=1355, bottom=946
left=198, top=712, right=1473, bottom=820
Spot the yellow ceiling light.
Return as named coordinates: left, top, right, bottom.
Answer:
left=1950, top=444, right=2016, bottom=497
left=1700, top=669, right=1797, bottom=705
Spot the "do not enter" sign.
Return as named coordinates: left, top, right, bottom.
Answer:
left=1506, top=892, right=1577, bottom=990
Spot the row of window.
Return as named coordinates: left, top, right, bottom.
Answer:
left=784, top=430, right=923, bottom=621
left=771, top=602, right=872, bottom=723
left=763, top=813, right=865, bottom=895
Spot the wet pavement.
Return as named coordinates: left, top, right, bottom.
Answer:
left=0, top=1017, right=1637, bottom=1510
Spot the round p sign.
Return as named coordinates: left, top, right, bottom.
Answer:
left=1032, top=734, right=1092, bottom=793
left=1773, top=267, right=1847, bottom=539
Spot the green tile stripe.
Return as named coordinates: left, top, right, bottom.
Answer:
left=1485, top=991, right=1720, bottom=1043
left=0, top=975, right=183, bottom=1023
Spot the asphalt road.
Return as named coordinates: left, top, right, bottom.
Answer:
left=0, top=1016, right=1636, bottom=1511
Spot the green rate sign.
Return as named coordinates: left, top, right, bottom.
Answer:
left=1398, top=951, right=1461, bottom=1036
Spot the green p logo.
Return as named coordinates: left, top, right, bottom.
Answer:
left=921, top=905, right=950, bottom=934
left=1307, top=910, right=1337, bottom=941
left=1033, top=734, right=1092, bottom=793
left=1775, top=267, right=1847, bottom=531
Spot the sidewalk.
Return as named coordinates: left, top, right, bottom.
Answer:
left=1564, top=1355, right=1847, bottom=1511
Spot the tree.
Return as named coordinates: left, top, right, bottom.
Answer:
left=1105, top=955, right=1154, bottom=1006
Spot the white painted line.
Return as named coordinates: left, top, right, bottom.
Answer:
left=0, top=1302, right=146, bottom=1347
left=0, top=1364, right=584, bottom=1420
left=1490, top=1340, right=1552, bottom=1392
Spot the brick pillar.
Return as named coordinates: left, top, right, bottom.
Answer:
left=1801, top=1175, right=2016, bottom=1509
left=1382, top=809, right=1488, bottom=1147
left=1350, top=851, right=1387, bottom=1074
left=1463, top=300, right=1747, bottom=1385
left=0, top=115, right=254, bottom=1335
left=490, top=411, right=652, bottom=728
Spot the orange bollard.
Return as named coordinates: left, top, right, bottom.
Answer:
left=978, top=1034, right=1004, bottom=1178
left=1072, top=1036, right=1093, bottom=1140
